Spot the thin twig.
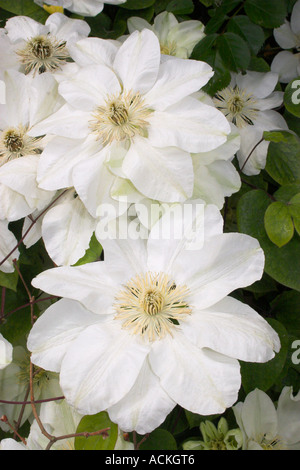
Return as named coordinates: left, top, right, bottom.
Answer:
left=240, top=138, right=264, bottom=172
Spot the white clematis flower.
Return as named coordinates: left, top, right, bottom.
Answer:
left=34, top=0, right=127, bottom=17
left=0, top=333, right=13, bottom=369
left=124, top=11, right=205, bottom=59
left=214, top=70, right=288, bottom=175
left=2, top=13, right=90, bottom=76
left=271, top=0, right=300, bottom=83
left=28, top=203, right=280, bottom=435
left=31, top=29, right=231, bottom=213
left=233, top=387, right=300, bottom=450
left=0, top=220, right=19, bottom=273
left=0, top=70, right=59, bottom=221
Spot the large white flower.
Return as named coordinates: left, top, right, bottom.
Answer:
left=0, top=70, right=59, bottom=221
left=233, top=387, right=300, bottom=450
left=271, top=0, right=300, bottom=83
left=28, top=203, right=280, bottom=435
left=0, top=333, right=13, bottom=369
left=34, top=0, right=127, bottom=17
left=124, top=11, right=205, bottom=59
left=214, top=71, right=288, bottom=175
left=1, top=13, right=90, bottom=76
left=30, top=29, right=231, bottom=214
left=0, top=220, right=19, bottom=273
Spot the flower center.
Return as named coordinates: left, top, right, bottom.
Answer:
left=114, top=272, right=191, bottom=342
left=89, top=90, right=152, bottom=145
left=16, top=34, right=69, bottom=75
left=214, top=86, right=258, bottom=128
left=0, top=125, right=42, bottom=166
left=260, top=434, right=286, bottom=450
left=160, top=41, right=177, bottom=56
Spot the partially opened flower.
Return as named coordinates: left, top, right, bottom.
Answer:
left=233, top=387, right=300, bottom=450
left=34, top=0, right=127, bottom=17
left=28, top=202, right=280, bottom=434
left=30, top=29, right=230, bottom=215
left=214, top=70, right=288, bottom=175
left=2, top=12, right=90, bottom=76
left=125, top=11, right=205, bottom=59
left=271, top=0, right=300, bottom=83
left=0, top=70, right=59, bottom=221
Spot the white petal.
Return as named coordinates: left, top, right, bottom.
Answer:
left=122, top=137, right=194, bottom=202
left=0, top=333, right=12, bottom=369
left=153, top=11, right=178, bottom=43
left=58, top=64, right=121, bottom=112
left=271, top=51, right=300, bottom=83
left=146, top=201, right=223, bottom=274
left=171, top=233, right=264, bottom=308
left=42, top=195, right=97, bottom=266
left=66, top=0, right=105, bottom=16
left=113, top=29, right=160, bottom=94
left=0, top=183, right=33, bottom=221
left=59, top=322, right=150, bottom=413
left=255, top=91, right=283, bottom=111
left=28, top=103, right=91, bottom=139
left=291, top=0, right=300, bottom=36
left=108, top=358, right=176, bottom=434
left=37, top=136, right=93, bottom=190
left=167, top=20, right=205, bottom=56
left=27, top=298, right=101, bottom=372
left=144, top=58, right=213, bottom=111
left=235, top=71, right=279, bottom=99
left=127, top=17, right=153, bottom=34
left=277, top=386, right=300, bottom=446
left=239, top=389, right=278, bottom=441
left=31, top=262, right=119, bottom=314
left=193, top=159, right=241, bottom=209
left=149, top=333, right=241, bottom=415
left=182, top=296, right=280, bottom=362
left=3, top=70, right=30, bottom=126
left=148, top=97, right=230, bottom=153
left=72, top=147, right=117, bottom=218
left=274, top=21, right=298, bottom=49
left=46, top=12, right=90, bottom=42
left=68, top=37, right=118, bottom=67
left=5, top=16, right=47, bottom=42
left=0, top=156, right=55, bottom=210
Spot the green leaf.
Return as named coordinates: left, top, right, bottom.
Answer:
left=205, top=0, right=242, bottom=34
left=139, top=429, right=177, bottom=450
left=198, top=0, right=214, bottom=6
left=73, top=233, right=102, bottom=266
left=284, top=78, right=300, bottom=118
left=0, top=0, right=48, bottom=21
left=237, top=189, right=300, bottom=291
left=265, top=131, right=300, bottom=185
left=227, top=15, right=265, bottom=54
left=0, top=269, right=18, bottom=291
left=240, top=319, right=289, bottom=393
left=119, top=0, right=155, bottom=9
left=0, top=289, right=33, bottom=347
left=74, top=412, right=118, bottom=450
left=274, top=183, right=300, bottom=203
left=216, top=32, right=251, bottom=72
left=271, top=290, right=300, bottom=337
left=244, top=0, right=287, bottom=29
left=166, top=0, right=194, bottom=14
left=264, top=201, right=294, bottom=247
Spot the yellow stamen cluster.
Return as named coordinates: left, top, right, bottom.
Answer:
left=214, top=86, right=258, bottom=128
left=89, top=90, right=152, bottom=145
left=114, top=271, right=191, bottom=342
